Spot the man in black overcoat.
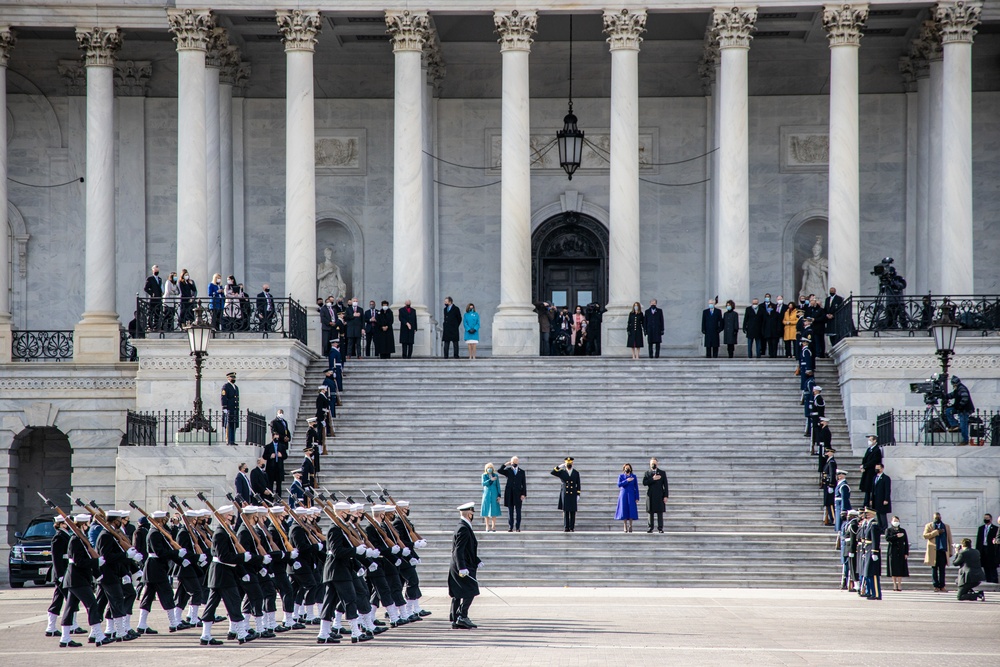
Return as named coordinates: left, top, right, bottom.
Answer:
left=364, top=300, right=378, bottom=357
left=644, top=300, right=665, bottom=358
left=975, top=513, right=999, bottom=584
left=824, top=287, right=845, bottom=347
left=742, top=297, right=763, bottom=357
left=859, top=434, right=882, bottom=509
left=762, top=295, right=785, bottom=358
left=143, top=264, right=163, bottom=330
left=701, top=300, right=723, bottom=358
left=221, top=371, right=240, bottom=445
left=344, top=298, right=363, bottom=359
left=498, top=457, right=527, bottom=532
left=375, top=301, right=395, bottom=359
left=870, top=463, right=892, bottom=531
left=448, top=503, right=482, bottom=629
left=550, top=458, right=581, bottom=532
left=441, top=297, right=462, bottom=358
left=804, top=296, right=828, bottom=358
left=398, top=300, right=418, bottom=359
left=264, top=432, right=287, bottom=497
left=642, top=458, right=669, bottom=533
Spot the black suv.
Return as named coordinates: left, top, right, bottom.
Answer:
left=9, top=514, right=56, bottom=588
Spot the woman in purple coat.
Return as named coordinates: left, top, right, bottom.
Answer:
left=615, top=464, right=640, bottom=533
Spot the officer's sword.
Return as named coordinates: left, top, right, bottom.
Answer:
left=463, top=573, right=511, bottom=607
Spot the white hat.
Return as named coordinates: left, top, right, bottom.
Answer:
left=395, top=500, right=410, bottom=508
left=306, top=417, right=317, bottom=423
left=151, top=510, right=169, bottom=519
left=371, top=504, right=385, bottom=512
left=350, top=503, right=364, bottom=512
left=813, top=386, right=822, bottom=392
left=54, top=515, right=66, bottom=523
left=456, top=502, right=475, bottom=512
left=184, top=510, right=200, bottom=518
left=384, top=504, right=397, bottom=512
left=74, top=513, right=92, bottom=522
left=269, top=506, right=285, bottom=515
left=333, top=502, right=351, bottom=512
left=114, top=509, right=132, bottom=518
left=197, top=509, right=213, bottom=517
left=242, top=506, right=261, bottom=515
left=106, top=510, right=130, bottom=518
left=293, top=507, right=310, bottom=516
left=216, top=505, right=236, bottom=515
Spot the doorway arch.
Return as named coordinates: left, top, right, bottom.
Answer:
left=9, top=427, right=72, bottom=539
left=531, top=213, right=609, bottom=310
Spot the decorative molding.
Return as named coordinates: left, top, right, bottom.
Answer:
left=914, top=20, right=943, bottom=62
left=493, top=9, right=537, bottom=52
left=934, top=0, right=982, bottom=45
left=217, top=45, right=240, bottom=85
left=57, top=59, right=86, bottom=96
left=315, top=129, right=367, bottom=176
left=850, top=355, right=1000, bottom=370
left=75, top=27, right=122, bottom=67
left=423, top=36, right=446, bottom=91
left=698, top=27, right=720, bottom=91
left=114, top=60, right=152, bottom=97
left=898, top=56, right=917, bottom=92
left=711, top=6, right=757, bottom=50
left=602, top=9, right=647, bottom=51
left=276, top=9, right=321, bottom=53
left=204, top=27, right=228, bottom=68
left=0, top=26, right=16, bottom=68
left=166, top=8, right=215, bottom=52
left=488, top=128, right=657, bottom=174
left=386, top=10, right=428, bottom=53
left=138, top=357, right=289, bottom=372
left=0, top=378, right=136, bottom=391
left=780, top=126, right=829, bottom=173
left=822, top=4, right=869, bottom=47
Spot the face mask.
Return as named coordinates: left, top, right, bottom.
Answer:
left=764, top=297, right=770, bottom=303
left=776, top=299, right=783, bottom=305
left=264, top=288, right=269, bottom=292
left=708, top=304, right=714, bottom=310
left=382, top=305, right=387, bottom=310
left=987, top=519, right=993, bottom=525
left=352, top=301, right=358, bottom=306
left=171, top=277, right=177, bottom=283
left=726, top=305, right=732, bottom=311
left=487, top=468, right=494, bottom=473
left=891, top=521, right=900, bottom=527
left=829, top=291, right=835, bottom=296
left=370, top=305, right=375, bottom=309
left=634, top=307, right=640, bottom=312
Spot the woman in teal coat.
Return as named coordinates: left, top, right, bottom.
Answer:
left=464, top=304, right=481, bottom=360
left=481, top=462, right=502, bottom=531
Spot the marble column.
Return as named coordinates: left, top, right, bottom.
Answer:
left=491, top=10, right=538, bottom=357
left=699, top=32, right=721, bottom=298
left=167, top=9, right=214, bottom=288
left=276, top=9, right=321, bottom=352
left=823, top=4, right=868, bottom=299
left=602, top=9, right=647, bottom=355
left=73, top=27, right=123, bottom=363
left=935, top=0, right=981, bottom=295
left=926, top=25, right=944, bottom=292
left=911, top=32, right=933, bottom=295
left=0, top=28, right=14, bottom=362
left=712, top=7, right=756, bottom=305
left=386, top=10, right=432, bottom=356
left=204, top=28, right=226, bottom=279
left=218, top=46, right=238, bottom=280
left=423, top=41, right=444, bottom=335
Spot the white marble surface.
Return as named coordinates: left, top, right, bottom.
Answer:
left=115, top=97, right=147, bottom=323
left=826, top=43, right=861, bottom=298
left=913, top=76, right=930, bottom=295
left=927, top=58, right=943, bottom=293
left=219, top=81, right=234, bottom=279
left=82, top=63, right=117, bottom=319
left=0, top=63, right=9, bottom=320
left=939, top=41, right=974, bottom=294
left=204, top=63, right=221, bottom=277
left=716, top=46, right=750, bottom=305
left=175, top=48, right=208, bottom=286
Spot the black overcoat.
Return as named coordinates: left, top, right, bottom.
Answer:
left=644, top=307, right=664, bottom=344
left=701, top=308, right=723, bottom=347
left=442, top=305, right=463, bottom=342
left=723, top=309, right=740, bottom=345
left=642, top=467, right=669, bottom=513
left=551, top=467, right=581, bottom=512
left=497, top=464, right=527, bottom=507
left=374, top=309, right=396, bottom=354
left=398, top=306, right=418, bottom=345
left=448, top=520, right=480, bottom=599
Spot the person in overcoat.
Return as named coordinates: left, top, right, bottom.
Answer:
left=374, top=301, right=395, bottom=359
left=626, top=302, right=644, bottom=360
left=722, top=299, right=739, bottom=358
left=397, top=300, right=417, bottom=359
left=923, top=512, right=954, bottom=592
left=264, top=432, right=287, bottom=496
left=642, top=458, right=669, bottom=533
left=448, top=503, right=482, bottom=629
left=442, top=297, right=463, bottom=358
left=614, top=464, right=639, bottom=533
left=885, top=516, right=910, bottom=591
left=221, top=371, right=240, bottom=445
left=497, top=458, right=527, bottom=532
left=742, top=298, right=764, bottom=358
left=480, top=463, right=502, bottom=532
left=463, top=304, right=481, bottom=360
left=643, top=300, right=665, bottom=358
left=783, top=303, right=802, bottom=359
left=859, top=435, right=883, bottom=509
left=701, top=300, right=723, bottom=358
left=550, top=458, right=581, bottom=532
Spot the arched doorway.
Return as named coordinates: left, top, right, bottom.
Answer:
left=532, top=213, right=609, bottom=310
left=9, top=428, right=72, bottom=538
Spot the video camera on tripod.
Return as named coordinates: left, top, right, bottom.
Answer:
left=871, top=257, right=906, bottom=295
left=910, top=373, right=948, bottom=406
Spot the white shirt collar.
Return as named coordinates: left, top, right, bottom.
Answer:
left=460, top=516, right=472, bottom=527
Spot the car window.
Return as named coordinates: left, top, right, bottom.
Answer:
left=22, top=521, right=56, bottom=540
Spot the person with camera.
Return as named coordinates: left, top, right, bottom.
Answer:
left=922, top=512, right=953, bottom=592
left=534, top=302, right=554, bottom=356
left=943, top=375, right=975, bottom=445
left=952, top=538, right=986, bottom=601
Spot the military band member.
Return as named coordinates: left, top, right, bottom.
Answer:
left=221, top=371, right=240, bottom=446
left=551, top=458, right=582, bottom=532
left=448, top=502, right=482, bottom=629
left=59, top=514, right=108, bottom=647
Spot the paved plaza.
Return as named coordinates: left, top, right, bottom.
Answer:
left=0, top=586, right=996, bottom=666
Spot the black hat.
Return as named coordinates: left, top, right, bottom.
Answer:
left=226, top=372, right=237, bottom=379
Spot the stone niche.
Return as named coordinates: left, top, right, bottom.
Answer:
left=316, top=219, right=356, bottom=302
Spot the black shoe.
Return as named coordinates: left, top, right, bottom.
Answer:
left=169, top=626, right=178, bottom=633
left=451, top=623, right=465, bottom=629
left=123, top=631, right=139, bottom=641
left=200, top=638, right=223, bottom=646
left=316, top=636, right=338, bottom=644
left=179, top=620, right=195, bottom=630
left=227, top=633, right=237, bottom=640
left=274, top=624, right=290, bottom=633
left=261, top=630, right=276, bottom=638
left=245, top=629, right=259, bottom=641
left=418, top=610, right=431, bottom=617
left=372, top=626, right=388, bottom=634
left=507, top=529, right=513, bottom=532
left=646, top=528, right=653, bottom=533
left=45, top=631, right=57, bottom=637
left=453, top=617, right=476, bottom=629
left=72, top=628, right=89, bottom=635
left=59, top=641, right=82, bottom=648
left=213, top=616, right=226, bottom=623
left=310, top=618, right=321, bottom=626
left=88, top=637, right=96, bottom=644
left=373, top=618, right=386, bottom=626
left=351, top=635, right=372, bottom=643
left=515, top=529, right=520, bottom=532
left=139, top=627, right=158, bottom=635
left=407, top=614, right=421, bottom=622
left=338, top=627, right=351, bottom=635
left=658, top=529, right=664, bottom=533
left=291, top=622, right=306, bottom=630
left=238, top=636, right=248, bottom=645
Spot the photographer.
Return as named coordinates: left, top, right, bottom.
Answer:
left=951, top=538, right=986, bottom=601
left=944, top=376, right=975, bottom=445
left=871, top=257, right=907, bottom=330
left=534, top=301, right=555, bottom=356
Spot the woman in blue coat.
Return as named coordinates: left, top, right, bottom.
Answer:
left=481, top=462, right=502, bottom=531
left=463, top=303, right=481, bottom=360
left=615, top=463, right=640, bottom=532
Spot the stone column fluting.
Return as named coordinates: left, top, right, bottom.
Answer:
left=699, top=30, right=721, bottom=298
left=204, top=27, right=226, bottom=278
left=73, top=27, right=123, bottom=363
left=910, top=30, right=933, bottom=294
left=712, top=6, right=755, bottom=306
left=823, top=4, right=868, bottom=300
left=491, top=9, right=539, bottom=356
left=0, top=28, right=15, bottom=362
left=935, top=0, right=981, bottom=295
left=924, top=22, right=944, bottom=291
left=386, top=10, right=432, bottom=356
left=602, top=9, right=647, bottom=355
left=218, top=45, right=239, bottom=279
left=167, top=8, right=214, bottom=287
left=276, top=9, right=322, bottom=352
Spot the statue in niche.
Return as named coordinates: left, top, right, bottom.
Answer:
left=317, top=246, right=347, bottom=301
left=800, top=235, right=829, bottom=299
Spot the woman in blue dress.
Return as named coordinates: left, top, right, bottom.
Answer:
left=615, top=463, right=640, bottom=533
left=481, top=463, right=502, bottom=531
left=463, top=304, right=481, bottom=360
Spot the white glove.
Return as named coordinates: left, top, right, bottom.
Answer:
left=872, top=554, right=879, bottom=561
left=292, top=561, right=302, bottom=570
left=402, top=547, right=411, bottom=557
left=478, top=561, right=484, bottom=570
left=177, top=548, right=187, bottom=558
left=356, top=567, right=365, bottom=578
left=57, top=576, right=63, bottom=584
left=122, top=575, right=132, bottom=585
left=391, top=545, right=400, bottom=555
left=409, top=558, right=418, bottom=566
left=355, top=545, right=366, bottom=556
left=98, top=556, right=106, bottom=567
left=458, top=569, right=469, bottom=578
left=182, top=559, right=191, bottom=568
left=290, top=549, right=299, bottom=559
left=414, top=558, right=421, bottom=565
left=198, top=554, right=208, bottom=566
left=241, top=574, right=250, bottom=582
left=127, top=547, right=137, bottom=559
left=366, top=549, right=379, bottom=559
left=368, top=562, right=378, bottom=572
left=260, top=568, right=268, bottom=577
left=244, top=552, right=252, bottom=562
left=316, top=542, right=324, bottom=552
left=415, top=539, right=427, bottom=549
left=395, top=559, right=402, bottom=566
left=262, top=555, right=272, bottom=565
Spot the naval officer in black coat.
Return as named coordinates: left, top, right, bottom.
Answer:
left=551, top=458, right=581, bottom=532
left=221, top=371, right=240, bottom=445
left=448, top=502, right=482, bottom=629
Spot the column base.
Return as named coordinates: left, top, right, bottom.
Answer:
left=601, top=305, right=634, bottom=357
left=72, top=315, right=122, bottom=364
left=491, top=304, right=538, bottom=357
left=0, top=315, right=12, bottom=363
left=307, top=309, right=323, bottom=357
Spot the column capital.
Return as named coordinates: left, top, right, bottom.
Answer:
left=276, top=9, right=322, bottom=53
left=0, top=27, right=16, bottom=68
left=205, top=27, right=229, bottom=68
left=822, top=4, right=869, bottom=47
left=914, top=20, right=943, bottom=62
left=75, top=27, right=122, bottom=67
left=603, top=9, right=647, bottom=51
left=386, top=10, right=429, bottom=53
left=57, top=59, right=86, bottom=95
left=934, top=0, right=982, bottom=45
left=699, top=27, right=720, bottom=90
left=493, top=9, right=537, bottom=52
left=898, top=56, right=917, bottom=92
left=167, top=8, right=215, bottom=52
left=218, top=44, right=241, bottom=85
left=114, top=60, right=152, bottom=96
left=424, top=40, right=446, bottom=92
left=711, top=6, right=757, bottom=50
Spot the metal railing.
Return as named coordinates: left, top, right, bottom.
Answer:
left=134, top=295, right=308, bottom=345
left=876, top=408, right=1000, bottom=446
left=120, top=329, right=136, bottom=362
left=832, top=294, right=1000, bottom=340
left=11, top=330, right=74, bottom=361
left=124, top=408, right=269, bottom=447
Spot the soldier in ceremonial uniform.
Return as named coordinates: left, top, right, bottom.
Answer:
left=449, top=502, right=482, bottom=629
left=288, top=469, right=306, bottom=507
left=235, top=506, right=270, bottom=639
left=44, top=516, right=72, bottom=637
left=96, top=510, right=141, bottom=642
left=198, top=504, right=250, bottom=645
left=551, top=457, right=582, bottom=532
left=820, top=444, right=836, bottom=525
left=317, top=502, right=364, bottom=644
left=861, top=507, right=882, bottom=600
left=859, top=434, right=883, bottom=509
left=841, top=509, right=860, bottom=591
left=59, top=514, right=108, bottom=647
left=221, top=371, right=240, bottom=445
left=137, top=510, right=188, bottom=635
left=366, top=504, right=409, bottom=627
left=285, top=506, right=315, bottom=629
left=393, top=500, right=430, bottom=620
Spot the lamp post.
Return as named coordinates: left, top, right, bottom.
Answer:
left=178, top=305, right=215, bottom=433
left=930, top=307, right=959, bottom=386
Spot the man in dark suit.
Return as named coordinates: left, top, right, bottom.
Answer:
left=871, top=464, right=891, bottom=531
left=143, top=264, right=163, bottom=330
left=398, top=300, right=418, bottom=359
left=761, top=294, right=785, bottom=358
left=859, top=435, right=882, bottom=509
left=742, top=298, right=763, bottom=357
left=448, top=503, right=482, bottom=629
left=952, top=539, right=986, bottom=601
left=234, top=463, right=252, bottom=504
left=221, top=372, right=240, bottom=445
left=256, top=284, right=276, bottom=332
left=250, top=458, right=273, bottom=500
left=644, top=300, right=665, bottom=358
left=344, top=298, right=363, bottom=359
left=804, top=295, right=828, bottom=358
left=442, top=297, right=462, bottom=359
left=975, top=513, right=999, bottom=583
left=701, top=300, right=723, bottom=358
left=319, top=298, right=337, bottom=356
left=264, top=431, right=287, bottom=496
left=550, top=458, right=581, bottom=532
left=497, top=457, right=527, bottom=532
left=824, top=287, right=845, bottom=347
left=364, top=300, right=378, bottom=357
left=642, top=458, right=669, bottom=533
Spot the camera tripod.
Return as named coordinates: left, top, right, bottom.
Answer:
left=871, top=283, right=907, bottom=332
left=916, top=401, right=949, bottom=446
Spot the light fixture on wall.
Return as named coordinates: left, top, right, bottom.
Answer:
left=556, top=15, right=584, bottom=180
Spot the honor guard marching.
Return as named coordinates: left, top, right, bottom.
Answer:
left=551, top=458, right=582, bottom=532
left=448, top=502, right=482, bottom=629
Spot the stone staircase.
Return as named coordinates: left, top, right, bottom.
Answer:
left=287, top=356, right=887, bottom=588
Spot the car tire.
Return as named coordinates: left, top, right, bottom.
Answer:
left=34, top=580, right=47, bottom=586
left=10, top=581, right=24, bottom=588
